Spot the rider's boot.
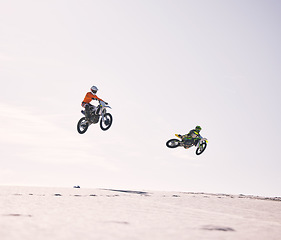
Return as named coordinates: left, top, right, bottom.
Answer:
left=85, top=112, right=90, bottom=121
left=183, top=139, right=192, bottom=149
left=85, top=105, right=91, bottom=121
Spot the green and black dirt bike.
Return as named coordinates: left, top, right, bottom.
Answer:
left=166, top=134, right=208, bottom=155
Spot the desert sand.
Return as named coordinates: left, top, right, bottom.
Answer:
left=0, top=186, right=280, bottom=240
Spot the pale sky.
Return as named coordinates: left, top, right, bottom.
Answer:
left=1, top=0, right=281, bottom=197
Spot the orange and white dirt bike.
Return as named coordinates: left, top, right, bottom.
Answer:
left=77, top=100, right=113, bottom=134
left=166, top=134, right=208, bottom=155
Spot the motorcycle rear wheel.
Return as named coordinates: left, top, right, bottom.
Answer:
left=166, top=139, right=180, bottom=148
left=196, top=142, right=207, bottom=155
left=77, top=117, right=89, bottom=134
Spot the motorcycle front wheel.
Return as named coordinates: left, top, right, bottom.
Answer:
left=196, top=142, right=207, bottom=155
left=100, top=113, right=113, bottom=131
left=166, top=139, right=181, bottom=148
left=77, top=117, right=89, bottom=134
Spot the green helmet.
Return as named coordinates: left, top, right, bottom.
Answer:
left=195, top=126, right=202, bottom=132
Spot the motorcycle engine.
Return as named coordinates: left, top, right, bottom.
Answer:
left=90, top=113, right=100, bottom=123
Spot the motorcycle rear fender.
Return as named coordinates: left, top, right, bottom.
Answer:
left=175, top=134, right=181, bottom=139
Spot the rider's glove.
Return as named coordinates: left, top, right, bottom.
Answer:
left=104, top=102, right=108, bottom=105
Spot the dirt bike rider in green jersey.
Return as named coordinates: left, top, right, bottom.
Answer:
left=178, top=126, right=202, bottom=149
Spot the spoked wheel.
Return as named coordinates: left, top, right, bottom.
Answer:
left=196, top=142, right=207, bottom=155
left=100, top=113, right=113, bottom=131
left=77, top=117, right=89, bottom=134
left=166, top=139, right=181, bottom=148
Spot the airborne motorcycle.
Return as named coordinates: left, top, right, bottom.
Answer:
left=77, top=100, right=113, bottom=134
left=166, top=134, right=208, bottom=155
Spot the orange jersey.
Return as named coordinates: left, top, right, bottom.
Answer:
left=82, top=92, right=104, bottom=104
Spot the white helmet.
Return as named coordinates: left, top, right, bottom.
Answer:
left=91, top=86, right=98, bottom=95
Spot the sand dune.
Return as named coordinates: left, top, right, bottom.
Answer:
left=0, top=186, right=280, bottom=240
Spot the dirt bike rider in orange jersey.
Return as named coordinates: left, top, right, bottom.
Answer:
left=81, top=86, right=107, bottom=120
left=178, top=126, right=202, bottom=149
